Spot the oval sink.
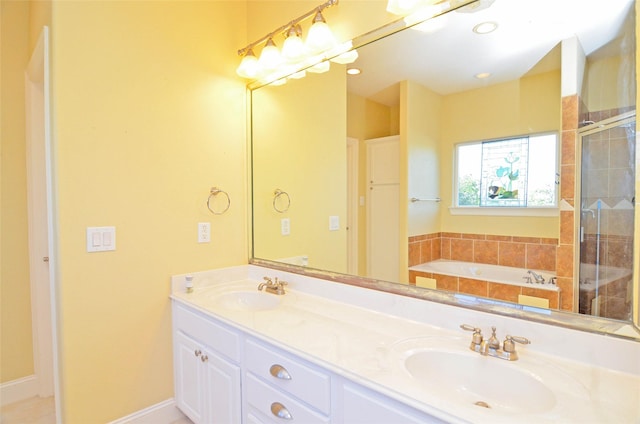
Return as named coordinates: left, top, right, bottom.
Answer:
left=403, top=349, right=556, bottom=414
left=214, top=291, right=282, bottom=311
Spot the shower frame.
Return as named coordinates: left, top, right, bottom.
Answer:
left=575, top=110, right=636, bottom=319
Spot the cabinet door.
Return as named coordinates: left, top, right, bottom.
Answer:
left=203, top=350, right=241, bottom=423
left=342, top=383, right=446, bottom=424
left=175, top=331, right=205, bottom=423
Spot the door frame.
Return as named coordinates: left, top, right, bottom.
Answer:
left=346, top=138, right=359, bottom=274
left=25, top=25, right=60, bottom=419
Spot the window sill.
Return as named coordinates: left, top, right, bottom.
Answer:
left=449, top=207, right=559, bottom=217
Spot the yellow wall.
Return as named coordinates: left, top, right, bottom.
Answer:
left=1, top=0, right=36, bottom=383
left=439, top=70, right=562, bottom=238
left=252, top=67, right=348, bottom=272
left=403, top=80, right=442, bottom=238
left=50, top=1, right=247, bottom=421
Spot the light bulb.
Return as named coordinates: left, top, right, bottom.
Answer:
left=305, top=11, right=337, bottom=54
left=282, top=26, right=306, bottom=63
left=330, top=49, right=358, bottom=64
left=236, top=49, right=260, bottom=79
left=258, top=38, right=282, bottom=72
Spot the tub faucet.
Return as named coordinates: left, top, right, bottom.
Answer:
left=527, top=270, right=545, bottom=284
left=258, top=276, right=288, bottom=295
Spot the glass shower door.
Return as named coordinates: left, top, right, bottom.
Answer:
left=578, top=113, right=635, bottom=320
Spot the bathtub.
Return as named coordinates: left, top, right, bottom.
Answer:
left=409, top=259, right=558, bottom=291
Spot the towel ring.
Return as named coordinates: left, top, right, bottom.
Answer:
left=273, top=189, right=291, bottom=213
left=207, top=187, right=230, bottom=215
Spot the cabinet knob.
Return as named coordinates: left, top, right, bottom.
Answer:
left=269, top=364, right=292, bottom=380
left=201, top=355, right=208, bottom=363
left=194, top=349, right=202, bottom=357
left=270, top=402, right=293, bottom=420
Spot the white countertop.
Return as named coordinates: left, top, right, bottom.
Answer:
left=171, top=265, right=640, bottom=423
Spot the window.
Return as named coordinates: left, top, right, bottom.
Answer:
left=455, top=133, right=558, bottom=208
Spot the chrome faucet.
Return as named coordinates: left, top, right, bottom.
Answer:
left=461, top=324, right=531, bottom=361
left=527, top=270, right=545, bottom=284
left=258, top=276, right=288, bottom=295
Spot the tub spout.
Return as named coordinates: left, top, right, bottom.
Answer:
left=527, top=270, right=545, bottom=284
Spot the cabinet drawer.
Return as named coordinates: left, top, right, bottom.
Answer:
left=173, top=303, right=240, bottom=362
left=245, top=339, right=331, bottom=414
left=246, top=374, right=330, bottom=424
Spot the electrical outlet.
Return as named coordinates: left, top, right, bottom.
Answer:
left=198, top=222, right=211, bottom=243
left=281, top=218, right=290, bottom=236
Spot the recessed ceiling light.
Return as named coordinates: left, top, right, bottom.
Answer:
left=347, top=68, right=361, bottom=75
left=473, top=21, right=498, bottom=34
left=475, top=72, right=491, bottom=79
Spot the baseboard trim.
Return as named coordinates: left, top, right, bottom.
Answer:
left=0, top=375, right=39, bottom=406
left=108, top=398, right=187, bottom=424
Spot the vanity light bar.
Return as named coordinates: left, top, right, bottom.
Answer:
left=237, top=0, right=338, bottom=58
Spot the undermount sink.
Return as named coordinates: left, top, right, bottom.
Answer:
left=403, top=348, right=556, bottom=414
left=213, top=291, right=282, bottom=311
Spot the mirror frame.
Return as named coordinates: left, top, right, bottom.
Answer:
left=248, top=0, right=640, bottom=341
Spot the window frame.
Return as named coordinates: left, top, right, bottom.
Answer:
left=451, top=132, right=560, bottom=217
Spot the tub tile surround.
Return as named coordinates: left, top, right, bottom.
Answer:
left=408, top=232, right=561, bottom=308
left=171, top=264, right=640, bottom=423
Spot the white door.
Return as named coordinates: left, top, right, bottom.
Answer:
left=25, top=26, right=56, bottom=400
left=366, top=136, right=400, bottom=282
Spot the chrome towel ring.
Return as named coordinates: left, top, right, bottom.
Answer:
left=273, top=189, right=291, bottom=213
left=207, top=187, right=231, bottom=215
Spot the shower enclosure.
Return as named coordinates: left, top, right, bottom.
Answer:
left=578, top=112, right=636, bottom=320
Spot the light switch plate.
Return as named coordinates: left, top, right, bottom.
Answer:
left=86, top=226, right=116, bottom=252
left=329, top=216, right=340, bottom=231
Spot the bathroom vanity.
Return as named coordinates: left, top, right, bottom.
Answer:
left=171, top=265, right=640, bottom=423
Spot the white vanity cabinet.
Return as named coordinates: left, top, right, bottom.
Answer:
left=172, top=300, right=443, bottom=424
left=340, top=382, right=447, bottom=424
left=172, top=303, right=242, bottom=424
left=243, top=338, right=331, bottom=423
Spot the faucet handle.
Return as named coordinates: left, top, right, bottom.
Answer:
left=503, top=335, right=531, bottom=353
left=263, top=276, right=273, bottom=284
left=460, top=324, right=483, bottom=345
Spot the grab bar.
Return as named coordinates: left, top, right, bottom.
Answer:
left=410, top=197, right=441, bottom=203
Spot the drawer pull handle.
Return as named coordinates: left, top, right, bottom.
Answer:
left=271, top=402, right=293, bottom=420
left=269, top=364, right=292, bottom=380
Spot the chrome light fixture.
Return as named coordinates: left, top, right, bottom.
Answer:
left=305, top=10, right=337, bottom=54
left=258, top=38, right=282, bottom=72
left=281, top=25, right=306, bottom=64
left=236, top=0, right=358, bottom=85
left=236, top=48, right=259, bottom=79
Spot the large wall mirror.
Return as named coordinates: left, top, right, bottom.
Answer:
left=251, top=0, right=639, bottom=339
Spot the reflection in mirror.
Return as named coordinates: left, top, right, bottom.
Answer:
left=251, top=0, right=638, bottom=339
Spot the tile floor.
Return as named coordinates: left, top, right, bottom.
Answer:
left=1, top=397, right=193, bottom=424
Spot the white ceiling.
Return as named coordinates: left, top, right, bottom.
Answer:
left=347, top=0, right=635, bottom=106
